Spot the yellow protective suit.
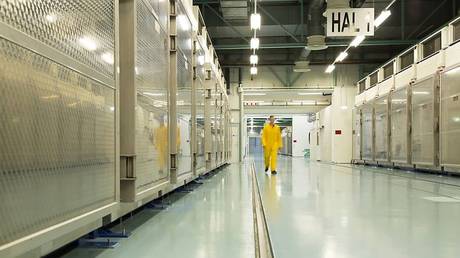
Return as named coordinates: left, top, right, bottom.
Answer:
left=261, top=124, right=282, bottom=172
left=154, top=124, right=168, bottom=172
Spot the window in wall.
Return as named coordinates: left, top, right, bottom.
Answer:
left=400, top=50, right=414, bottom=71
left=453, top=19, right=460, bottom=42
left=359, top=80, right=366, bottom=93
left=422, top=33, right=441, bottom=58
left=383, top=62, right=394, bottom=79
left=370, top=72, right=378, bottom=87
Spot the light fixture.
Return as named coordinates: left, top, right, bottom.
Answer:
left=325, top=64, right=335, bottom=73
left=250, top=13, right=261, bottom=30
left=250, top=66, right=258, bottom=75
left=197, top=55, right=205, bottom=66
left=250, top=54, right=259, bottom=65
left=298, top=92, right=323, bottom=96
left=45, top=14, right=57, bottom=23
left=79, top=36, right=97, bottom=51
left=245, top=92, right=266, bottom=96
left=335, top=51, right=348, bottom=62
left=412, top=91, right=430, bottom=95
left=250, top=38, right=260, bottom=49
left=446, top=66, right=460, bottom=75
left=350, top=35, right=365, bottom=47
left=101, top=52, right=114, bottom=64
left=144, top=92, right=164, bottom=97
left=374, top=10, right=391, bottom=28
left=340, top=105, right=348, bottom=110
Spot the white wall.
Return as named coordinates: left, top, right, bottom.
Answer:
left=309, top=86, right=356, bottom=163
left=331, top=86, right=356, bottom=163
left=292, top=115, right=314, bottom=157
left=319, top=106, right=332, bottom=162
left=241, top=64, right=359, bottom=88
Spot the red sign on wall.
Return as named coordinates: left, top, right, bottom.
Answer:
left=335, top=130, right=342, bottom=135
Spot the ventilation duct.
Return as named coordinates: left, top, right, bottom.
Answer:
left=306, top=0, right=327, bottom=51
left=294, top=61, right=311, bottom=73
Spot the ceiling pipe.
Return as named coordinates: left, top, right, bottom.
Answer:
left=306, top=0, right=327, bottom=51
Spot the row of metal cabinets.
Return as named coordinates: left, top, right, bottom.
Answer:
left=0, top=0, right=231, bottom=257
left=353, top=68, right=460, bottom=173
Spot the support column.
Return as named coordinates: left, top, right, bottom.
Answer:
left=169, top=0, right=178, bottom=184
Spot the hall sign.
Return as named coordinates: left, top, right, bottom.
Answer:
left=326, top=8, right=374, bottom=37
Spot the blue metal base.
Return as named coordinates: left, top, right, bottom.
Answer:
left=78, top=238, right=119, bottom=249
left=92, top=228, right=130, bottom=238
left=145, top=201, right=170, bottom=210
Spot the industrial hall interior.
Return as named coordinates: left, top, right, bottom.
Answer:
left=2, top=0, right=460, bottom=257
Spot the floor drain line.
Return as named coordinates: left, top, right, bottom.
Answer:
left=251, top=162, right=275, bottom=258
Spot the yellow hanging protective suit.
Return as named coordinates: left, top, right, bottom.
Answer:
left=261, top=124, right=282, bottom=171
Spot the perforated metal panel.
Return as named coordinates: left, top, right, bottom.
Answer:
left=195, top=69, right=206, bottom=172
left=361, top=104, right=374, bottom=161
left=391, top=87, right=409, bottom=163
left=411, top=76, right=436, bottom=165
left=0, top=0, right=115, bottom=80
left=135, top=0, right=170, bottom=192
left=0, top=39, right=115, bottom=245
left=176, top=3, right=193, bottom=60
left=176, top=26, right=193, bottom=176
left=440, top=69, right=460, bottom=167
left=374, top=95, right=389, bottom=161
left=142, top=0, right=168, bottom=31
left=352, top=108, right=361, bottom=160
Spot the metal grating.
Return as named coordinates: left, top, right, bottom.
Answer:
left=411, top=77, right=436, bottom=165
left=0, top=38, right=116, bottom=245
left=0, top=0, right=115, bottom=80
left=440, top=70, right=460, bottom=167
left=361, top=104, right=373, bottom=161
left=353, top=108, right=361, bottom=160
left=374, top=96, right=389, bottom=161
left=391, top=87, right=409, bottom=163
left=135, top=0, right=170, bottom=192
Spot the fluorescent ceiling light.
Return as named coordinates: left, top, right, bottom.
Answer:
left=101, top=52, right=114, bottom=65
left=79, top=36, right=97, bottom=51
left=144, top=92, right=164, bottom=97
left=446, top=66, right=460, bottom=75
left=245, top=92, right=266, bottom=96
left=350, top=35, right=366, bottom=47
left=250, top=54, right=259, bottom=65
left=335, top=51, right=348, bottom=62
left=412, top=91, right=430, bottom=95
left=45, top=14, right=57, bottom=23
left=197, top=55, right=205, bottom=66
left=250, top=38, right=260, bottom=50
left=325, top=65, right=335, bottom=73
left=250, top=66, right=258, bottom=75
left=298, top=92, right=323, bottom=96
left=250, top=13, right=261, bottom=30
left=374, top=10, right=391, bottom=28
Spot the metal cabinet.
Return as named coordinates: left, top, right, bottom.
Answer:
left=374, top=95, right=390, bottom=162
left=440, top=67, right=460, bottom=170
left=390, top=86, right=410, bottom=164
left=0, top=0, right=117, bottom=250
left=411, top=76, right=439, bottom=166
left=361, top=104, right=374, bottom=161
left=352, top=108, right=362, bottom=161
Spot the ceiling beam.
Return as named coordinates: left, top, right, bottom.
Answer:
left=258, top=5, right=301, bottom=43
left=204, top=4, right=250, bottom=43
left=214, top=39, right=417, bottom=50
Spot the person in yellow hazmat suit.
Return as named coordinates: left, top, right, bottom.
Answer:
left=261, top=115, right=282, bottom=175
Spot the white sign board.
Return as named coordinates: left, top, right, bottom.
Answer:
left=326, top=8, right=374, bottom=37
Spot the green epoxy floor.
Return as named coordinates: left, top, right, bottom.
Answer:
left=61, top=164, right=254, bottom=258
left=60, top=156, right=460, bottom=258
left=255, top=156, right=460, bottom=258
